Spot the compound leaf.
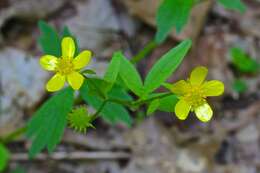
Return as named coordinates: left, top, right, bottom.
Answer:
left=38, top=20, right=61, bottom=57
left=27, top=88, right=74, bottom=157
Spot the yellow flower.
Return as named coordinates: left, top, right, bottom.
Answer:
left=167, top=66, right=224, bottom=122
left=40, top=37, right=92, bottom=92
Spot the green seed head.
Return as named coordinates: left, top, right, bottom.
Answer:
left=67, top=106, right=94, bottom=133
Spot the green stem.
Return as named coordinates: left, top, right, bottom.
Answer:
left=91, top=92, right=174, bottom=121
left=130, top=40, right=157, bottom=64
left=108, top=98, right=132, bottom=107
left=91, top=98, right=133, bottom=121
left=74, top=95, right=83, bottom=105
left=91, top=100, right=109, bottom=121
left=133, top=92, right=173, bottom=106
left=0, top=126, right=27, bottom=144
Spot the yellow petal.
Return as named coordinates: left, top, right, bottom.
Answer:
left=46, top=74, right=65, bottom=92
left=169, top=80, right=190, bottom=95
left=195, top=103, right=213, bottom=122
left=202, top=80, right=224, bottom=96
left=189, top=66, right=208, bottom=85
left=67, top=72, right=84, bottom=90
left=62, top=37, right=75, bottom=58
left=175, top=99, right=191, bottom=120
left=40, top=55, right=58, bottom=71
left=73, top=50, right=92, bottom=69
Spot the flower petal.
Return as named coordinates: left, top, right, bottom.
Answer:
left=40, top=55, right=58, bottom=71
left=62, top=37, right=75, bottom=58
left=202, top=80, right=224, bottom=96
left=195, top=103, right=213, bottom=122
left=167, top=80, right=190, bottom=95
left=67, top=72, right=84, bottom=90
left=46, top=74, right=65, bottom=92
left=175, top=99, right=191, bottom=120
left=73, top=50, right=92, bottom=69
left=189, top=66, right=208, bottom=85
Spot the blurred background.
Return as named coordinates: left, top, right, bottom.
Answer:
left=0, top=0, right=260, bottom=172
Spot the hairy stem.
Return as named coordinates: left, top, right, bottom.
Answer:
left=133, top=92, right=173, bottom=106
left=130, top=40, right=157, bottom=64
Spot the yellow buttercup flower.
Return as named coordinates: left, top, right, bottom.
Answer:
left=166, top=66, right=224, bottom=122
left=40, top=37, right=92, bottom=92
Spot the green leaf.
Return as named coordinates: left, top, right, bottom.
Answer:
left=104, top=52, right=121, bottom=90
left=230, top=47, right=259, bottom=73
left=80, top=82, right=133, bottom=126
left=0, top=143, right=10, bottom=172
left=102, top=101, right=133, bottom=127
left=147, top=99, right=160, bottom=115
left=232, top=79, right=247, bottom=93
left=38, top=20, right=61, bottom=57
left=144, top=92, right=178, bottom=112
left=61, top=26, right=80, bottom=56
left=155, top=0, right=194, bottom=43
left=86, top=78, right=110, bottom=98
left=158, top=94, right=179, bottom=112
left=218, top=0, right=246, bottom=13
left=143, top=39, right=192, bottom=95
left=115, top=75, right=129, bottom=91
left=118, top=52, right=144, bottom=96
left=108, top=85, right=133, bottom=102
left=27, top=88, right=74, bottom=157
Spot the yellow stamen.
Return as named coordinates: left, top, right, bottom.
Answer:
left=183, top=85, right=206, bottom=109
left=56, top=58, right=74, bottom=75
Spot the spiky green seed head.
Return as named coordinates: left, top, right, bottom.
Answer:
left=67, top=106, right=95, bottom=133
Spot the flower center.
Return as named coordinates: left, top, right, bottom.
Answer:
left=184, top=86, right=206, bottom=109
left=56, top=58, right=74, bottom=75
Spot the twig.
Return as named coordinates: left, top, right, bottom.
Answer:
left=11, top=151, right=131, bottom=161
